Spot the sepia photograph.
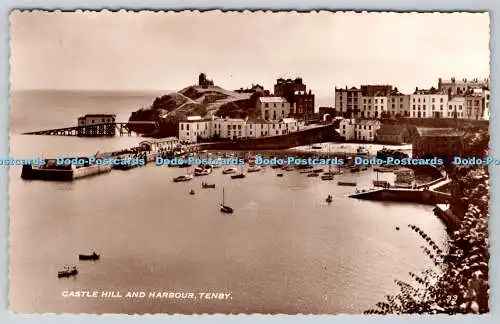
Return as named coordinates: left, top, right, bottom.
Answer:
left=8, top=10, right=490, bottom=314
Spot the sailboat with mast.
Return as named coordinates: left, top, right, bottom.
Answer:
left=220, top=187, right=234, bottom=213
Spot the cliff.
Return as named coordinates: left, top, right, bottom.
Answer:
left=128, top=85, right=259, bottom=137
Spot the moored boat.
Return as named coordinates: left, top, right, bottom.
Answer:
left=202, top=182, right=216, bottom=188
left=220, top=187, right=233, bottom=214
left=194, top=166, right=212, bottom=176
left=173, top=174, right=193, bottom=182
left=321, top=174, right=334, bottom=180
left=247, top=165, right=262, bottom=173
left=79, top=252, right=100, bottom=261
left=337, top=181, right=357, bottom=186
left=307, top=172, right=319, bottom=177
left=231, top=173, right=246, bottom=179
left=222, top=167, right=238, bottom=174
left=58, top=266, right=78, bottom=278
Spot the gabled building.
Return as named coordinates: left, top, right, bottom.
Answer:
left=438, top=77, right=489, bottom=96
left=411, top=127, right=465, bottom=162
left=334, top=86, right=361, bottom=118
left=338, top=118, right=381, bottom=142
left=376, top=124, right=409, bottom=145
left=256, top=97, right=292, bottom=121
left=388, top=88, right=411, bottom=117
left=293, top=90, right=315, bottom=120
left=410, top=87, right=448, bottom=118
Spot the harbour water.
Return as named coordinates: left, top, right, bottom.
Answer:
left=8, top=90, right=448, bottom=314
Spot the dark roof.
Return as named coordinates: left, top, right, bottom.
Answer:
left=377, top=124, right=407, bottom=136
left=415, top=127, right=464, bottom=137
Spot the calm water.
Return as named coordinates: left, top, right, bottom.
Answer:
left=8, top=90, right=448, bottom=314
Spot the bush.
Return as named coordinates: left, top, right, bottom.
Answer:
left=365, top=165, right=489, bottom=314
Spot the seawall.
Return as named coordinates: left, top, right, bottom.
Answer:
left=199, top=124, right=337, bottom=151
left=350, top=187, right=450, bottom=205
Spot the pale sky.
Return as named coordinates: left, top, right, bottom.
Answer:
left=10, top=10, right=490, bottom=96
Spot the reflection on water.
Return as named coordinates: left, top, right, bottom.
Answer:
left=9, top=135, right=448, bottom=314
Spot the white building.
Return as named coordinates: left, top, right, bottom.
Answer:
left=410, top=88, right=448, bottom=118
left=178, top=116, right=213, bottom=143
left=139, top=137, right=179, bottom=152
left=446, top=96, right=466, bottom=119
left=256, top=97, right=292, bottom=121
left=339, top=118, right=356, bottom=140
left=178, top=116, right=304, bottom=143
left=78, top=114, right=116, bottom=126
left=388, top=90, right=411, bottom=117
left=218, top=118, right=247, bottom=140
left=338, top=118, right=381, bottom=142
left=355, top=119, right=381, bottom=141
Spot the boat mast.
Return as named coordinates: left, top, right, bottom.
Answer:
left=222, top=187, right=225, bottom=205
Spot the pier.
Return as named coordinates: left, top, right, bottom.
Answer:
left=349, top=178, right=451, bottom=205
left=23, top=121, right=159, bottom=137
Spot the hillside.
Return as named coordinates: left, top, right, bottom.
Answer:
left=128, top=84, right=259, bottom=137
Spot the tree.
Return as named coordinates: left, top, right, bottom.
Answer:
left=366, top=163, right=489, bottom=314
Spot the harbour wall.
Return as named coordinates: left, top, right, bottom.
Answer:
left=351, top=187, right=450, bottom=205
left=199, top=124, right=338, bottom=151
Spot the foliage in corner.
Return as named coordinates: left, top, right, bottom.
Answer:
left=365, top=163, right=489, bottom=314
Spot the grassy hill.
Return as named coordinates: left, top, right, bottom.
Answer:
left=128, top=84, right=260, bottom=137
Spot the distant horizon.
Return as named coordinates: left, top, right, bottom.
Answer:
left=10, top=11, right=489, bottom=96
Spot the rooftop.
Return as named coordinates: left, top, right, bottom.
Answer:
left=413, top=87, right=446, bottom=95
left=258, top=97, right=289, bottom=103
left=415, top=127, right=464, bottom=137
left=377, top=124, right=407, bottom=136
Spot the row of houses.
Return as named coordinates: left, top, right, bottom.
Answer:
left=178, top=116, right=305, bottom=143
left=337, top=117, right=468, bottom=148
left=334, top=77, right=490, bottom=121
